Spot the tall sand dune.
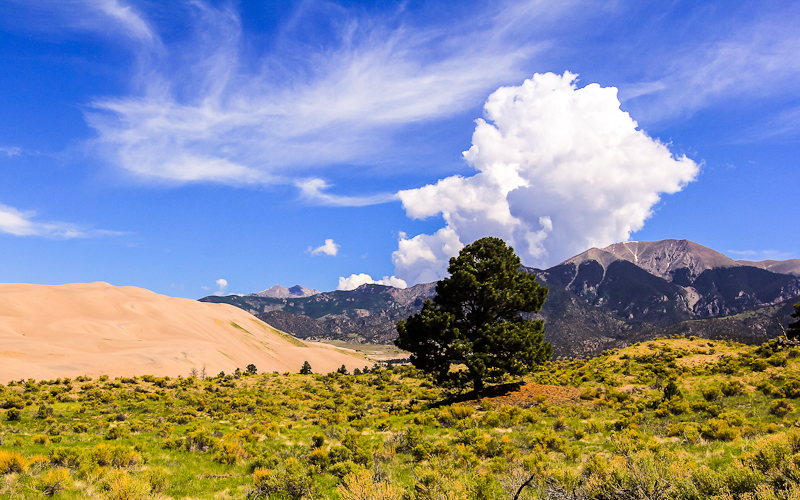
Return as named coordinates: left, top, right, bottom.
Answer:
left=0, top=282, right=368, bottom=383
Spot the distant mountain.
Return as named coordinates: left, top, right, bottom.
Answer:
left=202, top=239, right=800, bottom=358
left=249, top=285, right=319, bottom=299
left=737, top=259, right=800, bottom=277
left=204, top=283, right=436, bottom=344
left=560, top=239, right=740, bottom=281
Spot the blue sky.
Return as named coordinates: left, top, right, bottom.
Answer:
left=0, top=0, right=798, bottom=297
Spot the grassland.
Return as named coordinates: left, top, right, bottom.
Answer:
left=2, top=336, right=800, bottom=499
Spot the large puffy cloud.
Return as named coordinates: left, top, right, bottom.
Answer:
left=394, top=72, right=699, bottom=284
left=337, top=273, right=407, bottom=291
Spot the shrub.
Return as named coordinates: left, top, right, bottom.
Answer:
left=307, top=448, right=330, bottom=469
left=720, top=380, right=746, bottom=397
left=38, top=467, right=72, bottom=496
left=162, top=437, right=183, bottom=450
left=146, top=467, right=170, bottom=494
left=770, top=399, right=795, bottom=418
left=311, top=433, right=325, bottom=449
left=186, top=428, right=216, bottom=452
left=663, top=380, right=682, bottom=400
left=412, top=442, right=433, bottom=462
left=337, top=469, right=404, bottom=500
left=101, top=470, right=151, bottom=500
left=33, top=434, right=51, bottom=445
left=104, top=426, right=129, bottom=440
left=214, top=440, right=248, bottom=464
left=783, top=380, right=800, bottom=398
left=702, top=387, right=722, bottom=402
left=248, top=458, right=317, bottom=500
left=49, top=446, right=82, bottom=468
left=6, top=407, right=21, bottom=421
left=0, top=450, right=28, bottom=474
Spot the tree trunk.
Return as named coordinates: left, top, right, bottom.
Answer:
left=473, top=377, right=484, bottom=392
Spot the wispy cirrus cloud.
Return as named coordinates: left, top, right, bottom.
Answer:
left=0, top=147, right=22, bottom=157
left=5, top=0, right=158, bottom=45
left=620, top=8, right=800, bottom=123
left=296, top=179, right=397, bottom=207
left=80, top=0, right=572, bottom=199
left=0, top=202, right=121, bottom=239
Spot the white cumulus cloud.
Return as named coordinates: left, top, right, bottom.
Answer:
left=213, top=278, right=228, bottom=296
left=337, top=273, right=407, bottom=291
left=394, top=72, right=700, bottom=285
left=309, top=239, right=340, bottom=257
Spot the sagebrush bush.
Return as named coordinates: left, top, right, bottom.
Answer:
left=38, top=467, right=72, bottom=496
left=769, top=399, right=795, bottom=418
left=0, top=450, right=27, bottom=474
left=337, top=469, right=404, bottom=500
left=101, top=470, right=151, bottom=500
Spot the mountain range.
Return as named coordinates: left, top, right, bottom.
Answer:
left=249, top=284, right=320, bottom=299
left=201, top=240, right=800, bottom=358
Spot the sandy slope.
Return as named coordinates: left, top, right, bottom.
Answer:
left=0, top=282, right=368, bottom=383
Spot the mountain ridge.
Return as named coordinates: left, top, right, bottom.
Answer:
left=202, top=239, right=799, bottom=357
left=249, top=284, right=320, bottom=298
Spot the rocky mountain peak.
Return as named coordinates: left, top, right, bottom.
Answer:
left=249, top=284, right=320, bottom=299
left=562, top=239, right=740, bottom=281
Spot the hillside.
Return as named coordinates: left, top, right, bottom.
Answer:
left=3, top=336, right=800, bottom=499
left=0, top=282, right=367, bottom=383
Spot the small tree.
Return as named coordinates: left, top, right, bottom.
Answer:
left=395, top=237, right=551, bottom=391
left=337, top=365, right=349, bottom=375
left=246, top=364, right=258, bottom=375
left=788, top=303, right=800, bottom=340
left=300, top=361, right=313, bottom=375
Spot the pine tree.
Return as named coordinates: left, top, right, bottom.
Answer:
left=299, top=361, right=313, bottom=375
left=395, top=237, right=551, bottom=391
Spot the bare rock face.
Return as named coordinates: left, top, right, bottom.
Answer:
left=562, top=239, right=740, bottom=281
left=249, top=285, right=320, bottom=299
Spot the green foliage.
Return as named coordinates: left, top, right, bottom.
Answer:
left=248, top=458, right=318, bottom=500
left=395, top=237, right=551, bottom=391
left=788, top=303, right=800, bottom=340
left=6, top=407, right=21, bottom=421
left=769, top=399, right=795, bottom=418
left=299, top=360, right=313, bottom=375
left=4, top=336, right=800, bottom=499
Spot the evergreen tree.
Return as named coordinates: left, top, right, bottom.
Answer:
left=788, top=303, right=800, bottom=340
left=395, top=237, right=552, bottom=391
left=299, top=361, right=312, bottom=375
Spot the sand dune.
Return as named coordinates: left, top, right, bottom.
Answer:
left=0, top=282, right=369, bottom=383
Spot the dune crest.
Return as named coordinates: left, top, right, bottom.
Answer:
left=0, top=282, right=367, bottom=383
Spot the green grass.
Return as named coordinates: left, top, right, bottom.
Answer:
left=2, top=336, right=800, bottom=498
